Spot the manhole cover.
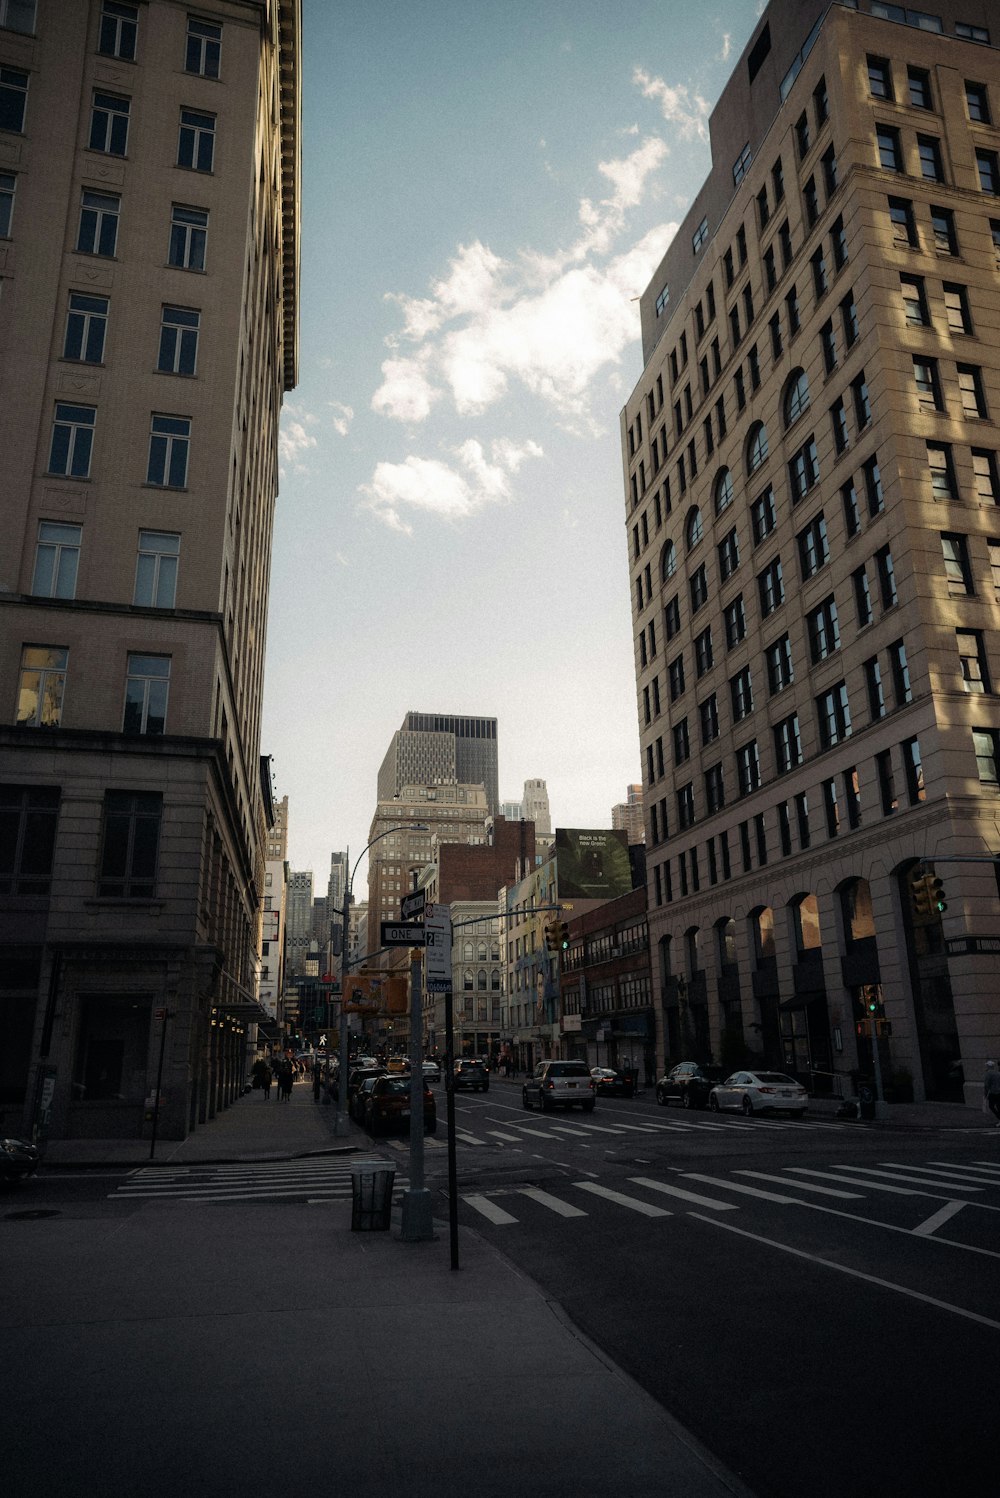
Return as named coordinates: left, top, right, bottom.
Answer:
left=4, top=1208, right=61, bottom=1221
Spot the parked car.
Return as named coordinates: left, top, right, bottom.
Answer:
left=655, top=1061, right=728, bottom=1110
left=386, top=1056, right=409, bottom=1073
left=346, top=1066, right=385, bottom=1119
left=422, top=1059, right=441, bottom=1084
left=709, top=1070, right=808, bottom=1117
left=364, top=1074, right=437, bottom=1135
left=523, top=1059, right=596, bottom=1112
left=453, top=1059, right=489, bottom=1092
left=590, top=1066, right=635, bottom=1098
left=0, top=1136, right=39, bottom=1184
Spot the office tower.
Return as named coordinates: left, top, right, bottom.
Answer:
left=285, top=870, right=314, bottom=978
left=623, top=0, right=998, bottom=1103
left=612, top=785, right=646, bottom=845
left=366, top=783, right=489, bottom=938
left=521, top=778, right=551, bottom=835
left=377, top=711, right=499, bottom=815
left=0, top=1, right=301, bottom=1140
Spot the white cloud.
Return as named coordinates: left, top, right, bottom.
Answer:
left=371, top=353, right=439, bottom=423
left=328, top=400, right=354, bottom=437
left=278, top=404, right=318, bottom=471
left=362, top=437, right=543, bottom=534
left=719, top=33, right=732, bottom=62
left=632, top=66, right=711, bottom=143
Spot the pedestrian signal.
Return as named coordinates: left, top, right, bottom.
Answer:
left=557, top=921, right=570, bottom=950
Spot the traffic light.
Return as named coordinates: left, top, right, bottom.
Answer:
left=557, top=921, right=570, bottom=950
left=544, top=923, right=558, bottom=952
left=908, top=869, right=932, bottom=920
left=927, top=874, right=947, bottom=914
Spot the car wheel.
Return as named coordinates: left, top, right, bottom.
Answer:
left=540, top=1093, right=552, bottom=1112
left=582, top=1101, right=595, bottom=1113
left=709, top=1094, right=720, bottom=1112
left=522, top=1087, right=532, bottom=1110
left=682, top=1089, right=695, bottom=1110
left=656, top=1087, right=668, bottom=1107
left=742, top=1096, right=755, bottom=1116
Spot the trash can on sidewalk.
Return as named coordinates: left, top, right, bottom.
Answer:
left=350, top=1161, right=396, bottom=1231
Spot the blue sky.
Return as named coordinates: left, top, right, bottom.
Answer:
left=262, top=0, right=764, bottom=881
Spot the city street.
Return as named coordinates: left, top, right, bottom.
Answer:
left=6, top=1079, right=997, bottom=1498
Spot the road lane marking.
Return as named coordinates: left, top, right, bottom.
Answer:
left=926, top=1161, right=1000, bottom=1180
left=681, top=1173, right=804, bottom=1205
left=913, top=1201, right=968, bottom=1236
left=487, top=1130, right=525, bottom=1143
left=571, top=1182, right=671, bottom=1217
left=735, top=1171, right=863, bottom=1199
left=628, top=1177, right=738, bottom=1211
left=827, top=1165, right=982, bottom=1193
left=464, top=1194, right=518, bottom=1225
left=518, top=1187, right=588, bottom=1218
left=877, top=1163, right=1000, bottom=1186
left=785, top=1168, right=922, bottom=1195
left=971, top=1160, right=1000, bottom=1172
left=689, top=1213, right=1000, bottom=1330
left=510, top=1126, right=558, bottom=1138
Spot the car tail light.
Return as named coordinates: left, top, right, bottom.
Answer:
left=587, top=1079, right=595, bottom=1090
left=544, top=1079, right=554, bottom=1089
left=759, top=1086, right=776, bottom=1093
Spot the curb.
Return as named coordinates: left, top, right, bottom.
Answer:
left=39, top=1144, right=362, bottom=1170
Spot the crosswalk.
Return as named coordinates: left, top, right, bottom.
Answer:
left=459, top=1157, right=1000, bottom=1238
left=108, top=1156, right=408, bottom=1204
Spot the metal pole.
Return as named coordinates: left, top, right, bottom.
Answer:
left=149, top=1008, right=170, bottom=1161
left=444, top=983, right=459, bottom=1269
left=401, top=947, right=434, bottom=1240
left=334, top=846, right=352, bottom=1137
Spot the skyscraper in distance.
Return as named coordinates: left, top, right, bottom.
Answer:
left=377, top=711, right=499, bottom=814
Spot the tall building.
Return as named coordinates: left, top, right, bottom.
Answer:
left=377, top=711, right=499, bottom=815
left=0, top=1, right=300, bottom=1142
left=285, top=870, right=314, bottom=977
left=366, top=783, right=488, bottom=941
left=623, top=0, right=998, bottom=1105
left=521, top=778, right=552, bottom=835
left=612, top=784, right=646, bottom=845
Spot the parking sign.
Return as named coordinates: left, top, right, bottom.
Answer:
left=424, top=902, right=453, bottom=992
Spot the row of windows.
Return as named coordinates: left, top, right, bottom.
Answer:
left=31, top=524, right=180, bottom=608
left=1, top=783, right=162, bottom=901
left=2, top=79, right=221, bottom=173
left=868, top=52, right=993, bottom=126
left=47, top=402, right=193, bottom=488
left=0, top=3, right=220, bottom=73
left=2, top=184, right=211, bottom=272
left=52, top=292, right=200, bottom=375
left=16, top=644, right=172, bottom=737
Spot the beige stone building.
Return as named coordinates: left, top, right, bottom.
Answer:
left=0, top=1, right=299, bottom=1140
left=623, top=0, right=999, bottom=1105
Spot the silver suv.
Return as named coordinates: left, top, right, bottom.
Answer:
left=523, top=1059, right=596, bottom=1113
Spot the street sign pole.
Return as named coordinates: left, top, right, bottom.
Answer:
left=401, top=947, right=434, bottom=1242
left=444, top=982, right=459, bottom=1270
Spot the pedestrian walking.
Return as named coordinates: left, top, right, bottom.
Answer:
left=261, top=1064, right=272, bottom=1100
left=276, top=1057, right=293, bottom=1101
left=984, top=1060, right=1000, bottom=1124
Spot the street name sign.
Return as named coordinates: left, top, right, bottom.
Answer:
left=381, top=921, right=426, bottom=947
left=400, top=889, right=426, bottom=921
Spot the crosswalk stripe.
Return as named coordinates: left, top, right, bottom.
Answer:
left=518, top=1186, right=588, bottom=1218
left=876, top=1163, right=1000, bottom=1186
left=628, top=1176, right=738, bottom=1211
left=487, top=1130, right=525, bottom=1142
left=913, top=1200, right=968, bottom=1237
left=927, top=1161, right=1000, bottom=1181
left=735, top=1170, right=863, bottom=1199
left=785, top=1168, right=922, bottom=1196
left=681, top=1172, right=803, bottom=1205
left=828, top=1165, right=982, bottom=1193
left=571, top=1181, right=671, bottom=1217
left=970, top=1160, right=1000, bottom=1173
left=465, top=1193, right=518, bottom=1225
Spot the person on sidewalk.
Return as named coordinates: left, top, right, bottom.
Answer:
left=984, top=1060, right=1000, bottom=1124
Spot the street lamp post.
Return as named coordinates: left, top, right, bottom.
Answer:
left=334, top=824, right=428, bottom=1137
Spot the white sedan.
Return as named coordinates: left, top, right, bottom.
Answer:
left=709, top=1070, right=808, bottom=1117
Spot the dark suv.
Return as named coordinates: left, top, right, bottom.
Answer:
left=655, top=1061, right=727, bottom=1110
left=453, top=1059, right=489, bottom=1092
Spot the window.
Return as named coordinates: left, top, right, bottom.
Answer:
left=930, top=205, right=957, bottom=254
left=156, top=304, right=201, bottom=376
left=973, top=728, right=999, bottom=785
left=16, top=646, right=67, bottom=727
left=842, top=478, right=861, bottom=538
left=134, top=531, right=180, bottom=608
left=668, top=655, right=685, bottom=701
left=692, top=216, right=708, bottom=254
left=736, top=741, right=761, bottom=797
left=0, top=785, right=60, bottom=897
left=146, top=414, right=190, bottom=487
left=730, top=666, right=754, bottom=721
left=900, top=273, right=929, bottom=326
left=868, top=55, right=893, bottom=99
left=865, top=656, right=886, bottom=720
left=788, top=435, right=819, bottom=502
left=0, top=67, right=28, bottom=133
left=845, top=767, right=862, bottom=828
left=870, top=4, right=942, bottom=29
left=32, top=523, right=81, bottom=599
left=966, top=81, right=991, bottom=124
left=811, top=245, right=828, bottom=299
left=804, top=176, right=819, bottom=227
left=913, top=355, right=943, bottom=411
left=700, top=693, right=720, bottom=745
left=186, top=15, right=222, bottom=78
left=747, top=423, right=768, bottom=475
left=715, top=394, right=726, bottom=440
left=718, top=528, right=740, bottom=581
left=774, top=714, right=802, bottom=774
left=831, top=214, right=848, bottom=269
left=957, top=630, right=991, bottom=693
left=664, top=595, right=680, bottom=639
left=831, top=398, right=849, bottom=456
left=972, top=449, right=999, bottom=505
left=661, top=540, right=676, bottom=581
left=99, top=2, right=138, bottom=60
left=733, top=142, right=752, bottom=187
left=822, top=778, right=839, bottom=837
left=705, top=764, right=725, bottom=815
left=758, top=557, right=784, bottom=617
left=757, top=187, right=770, bottom=231
left=0, top=170, right=13, bottom=236
left=713, top=469, right=734, bottom=518
left=990, top=540, right=1000, bottom=597
left=784, top=370, right=810, bottom=427
left=77, top=190, right=120, bottom=257
left=751, top=486, right=776, bottom=545
left=814, top=76, right=829, bottom=126
left=854, top=564, right=873, bottom=626
left=769, top=312, right=782, bottom=359
left=876, top=750, right=897, bottom=815
left=852, top=373, right=872, bottom=430
left=779, top=220, right=793, bottom=269
left=876, top=125, right=903, bottom=172
left=766, top=634, right=794, bottom=695
left=927, top=441, right=957, bottom=500
left=48, top=403, right=95, bottom=478
left=816, top=682, right=852, bottom=749
left=168, top=204, right=208, bottom=270
left=840, top=291, right=859, bottom=347
left=889, top=639, right=913, bottom=705
left=724, top=594, right=746, bottom=648
left=0, top=0, right=35, bottom=33
left=689, top=563, right=708, bottom=613
left=976, top=150, right=1000, bottom=196
left=90, top=92, right=130, bottom=155
left=785, top=285, right=800, bottom=336
left=807, top=595, right=840, bottom=661
left=123, top=654, right=170, bottom=735
left=908, top=66, right=932, bottom=109
left=177, top=109, right=215, bottom=172
left=958, top=364, right=988, bottom=420
left=820, top=318, right=837, bottom=374
left=677, top=784, right=695, bottom=830
left=63, top=293, right=108, bottom=364
left=956, top=22, right=990, bottom=42
left=875, top=545, right=898, bottom=608
left=747, top=342, right=760, bottom=390
left=798, top=512, right=829, bottom=577
left=98, top=791, right=162, bottom=898
left=940, top=532, right=973, bottom=594
left=917, top=135, right=944, bottom=183
left=863, top=456, right=884, bottom=515
left=903, top=737, right=925, bottom=805
left=942, top=282, right=971, bottom=334
left=888, top=196, right=917, bottom=247
left=673, top=718, right=690, bottom=767
left=822, top=146, right=838, bottom=198
left=773, top=157, right=785, bottom=203
left=796, top=111, right=811, bottom=159
left=694, top=626, right=713, bottom=677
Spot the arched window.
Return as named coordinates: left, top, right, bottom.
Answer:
left=791, top=893, right=821, bottom=954
left=477, top=941, right=488, bottom=963
left=783, top=368, right=810, bottom=427
left=714, top=468, right=734, bottom=516
left=752, top=906, right=775, bottom=961
left=716, top=916, right=737, bottom=967
left=661, top=539, right=677, bottom=581
left=840, top=878, right=875, bottom=944
left=477, top=968, right=487, bottom=991
left=463, top=941, right=474, bottom=962
left=684, top=925, right=700, bottom=974
left=685, top=508, right=704, bottom=550
left=746, top=421, right=769, bottom=475
left=491, top=969, right=501, bottom=990
left=463, top=968, right=474, bottom=991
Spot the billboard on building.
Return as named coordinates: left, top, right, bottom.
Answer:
left=554, top=828, right=632, bottom=900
